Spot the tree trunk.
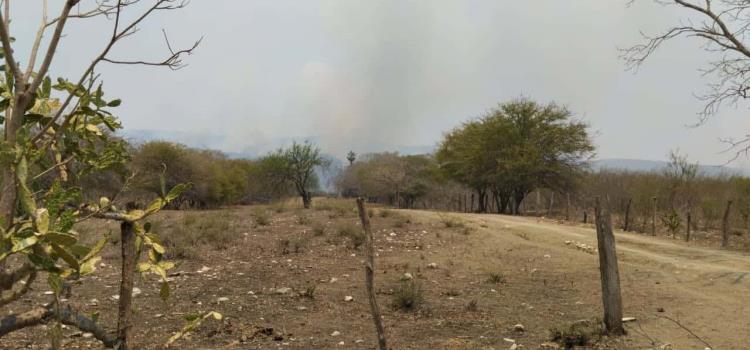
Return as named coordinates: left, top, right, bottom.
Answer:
left=623, top=198, right=632, bottom=232
left=594, top=197, right=625, bottom=336
left=547, top=192, right=555, bottom=217
left=477, top=189, right=487, bottom=213
left=355, top=198, right=388, bottom=350
left=513, top=192, right=525, bottom=216
left=583, top=211, right=588, bottom=224
left=565, top=193, right=571, bottom=221
left=470, top=193, right=475, bottom=212
left=116, top=221, right=136, bottom=350
left=722, top=200, right=733, bottom=249
left=302, top=192, right=312, bottom=209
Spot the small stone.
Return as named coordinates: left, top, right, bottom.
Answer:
left=355, top=339, right=364, bottom=343
left=503, top=338, right=515, bottom=343
left=389, top=232, right=397, bottom=237
left=329, top=277, right=338, bottom=283
left=331, top=331, right=341, bottom=337
left=513, top=324, right=525, bottom=332
left=154, top=314, right=164, bottom=318
left=427, top=263, right=438, bottom=269
left=543, top=254, right=551, bottom=258
left=274, top=287, right=292, bottom=294
left=82, top=333, right=93, bottom=339
left=402, top=273, right=413, bottom=280
left=131, top=287, right=142, bottom=297
left=217, top=297, right=229, bottom=302
left=111, top=295, right=120, bottom=301
left=197, top=266, right=211, bottom=274
left=509, top=344, right=518, bottom=350
left=43, top=291, right=54, bottom=295
left=338, top=341, right=345, bottom=346
left=344, top=296, right=354, bottom=302
left=296, top=306, right=308, bottom=311
left=622, top=317, right=637, bottom=323
left=541, top=342, right=560, bottom=349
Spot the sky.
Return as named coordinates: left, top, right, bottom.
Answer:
left=7, top=1, right=750, bottom=166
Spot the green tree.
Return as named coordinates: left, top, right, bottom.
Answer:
left=437, top=98, right=594, bottom=215
left=265, top=141, right=329, bottom=209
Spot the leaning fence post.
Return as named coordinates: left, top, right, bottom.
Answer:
left=595, top=196, right=625, bottom=336
left=722, top=199, right=733, bottom=249
left=356, top=198, right=388, bottom=350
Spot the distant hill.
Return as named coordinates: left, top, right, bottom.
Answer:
left=590, top=158, right=750, bottom=177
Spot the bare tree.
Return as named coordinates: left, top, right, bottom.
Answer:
left=623, top=0, right=750, bottom=158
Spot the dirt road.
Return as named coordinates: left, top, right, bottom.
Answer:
left=407, top=210, right=750, bottom=349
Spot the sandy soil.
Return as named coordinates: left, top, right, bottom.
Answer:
left=2, top=202, right=746, bottom=349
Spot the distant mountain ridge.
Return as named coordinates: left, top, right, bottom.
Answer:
left=590, top=158, right=750, bottom=177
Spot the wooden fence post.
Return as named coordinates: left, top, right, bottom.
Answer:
left=651, top=196, right=657, bottom=236
left=623, top=198, right=632, bottom=232
left=722, top=199, right=733, bottom=249
left=686, top=209, right=692, bottom=242
left=116, top=221, right=136, bottom=350
left=595, top=197, right=625, bottom=336
left=356, top=198, right=388, bottom=350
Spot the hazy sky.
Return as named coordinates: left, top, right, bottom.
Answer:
left=8, top=1, right=750, bottom=165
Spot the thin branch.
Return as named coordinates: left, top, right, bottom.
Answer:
left=0, top=305, right=116, bottom=347
left=24, top=0, right=48, bottom=83
left=101, top=32, right=201, bottom=70
left=32, top=0, right=198, bottom=144
left=27, top=0, right=80, bottom=94
left=0, top=269, right=36, bottom=308
left=657, top=315, right=714, bottom=349
left=0, top=1, right=23, bottom=83
left=32, top=155, right=74, bottom=180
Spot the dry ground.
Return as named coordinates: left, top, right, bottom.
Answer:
left=3, top=198, right=748, bottom=349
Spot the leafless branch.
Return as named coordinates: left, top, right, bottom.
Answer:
left=0, top=305, right=116, bottom=347
left=31, top=0, right=199, bottom=143
left=623, top=0, right=750, bottom=159
left=102, top=31, right=201, bottom=70
left=0, top=269, right=36, bottom=308
left=0, top=2, right=23, bottom=83
left=24, top=0, right=48, bottom=82
left=657, top=315, right=714, bottom=349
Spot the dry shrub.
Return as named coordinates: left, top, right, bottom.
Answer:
left=392, top=279, right=424, bottom=311
left=337, top=223, right=364, bottom=249
left=251, top=208, right=271, bottom=226
left=161, top=211, right=235, bottom=259
left=549, top=319, right=603, bottom=348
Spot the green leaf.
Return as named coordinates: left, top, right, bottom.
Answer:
left=12, top=236, right=38, bottom=252
left=41, top=76, right=51, bottom=98
left=165, top=183, right=192, bottom=202
left=48, top=273, right=63, bottom=294
left=45, top=232, right=77, bottom=246
left=145, top=198, right=165, bottom=216
left=82, top=236, right=108, bottom=262
left=79, top=256, right=100, bottom=275
left=152, top=242, right=166, bottom=255
left=137, top=262, right=151, bottom=273
left=52, top=244, right=79, bottom=270
left=107, top=99, right=121, bottom=107
left=34, top=208, right=50, bottom=234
